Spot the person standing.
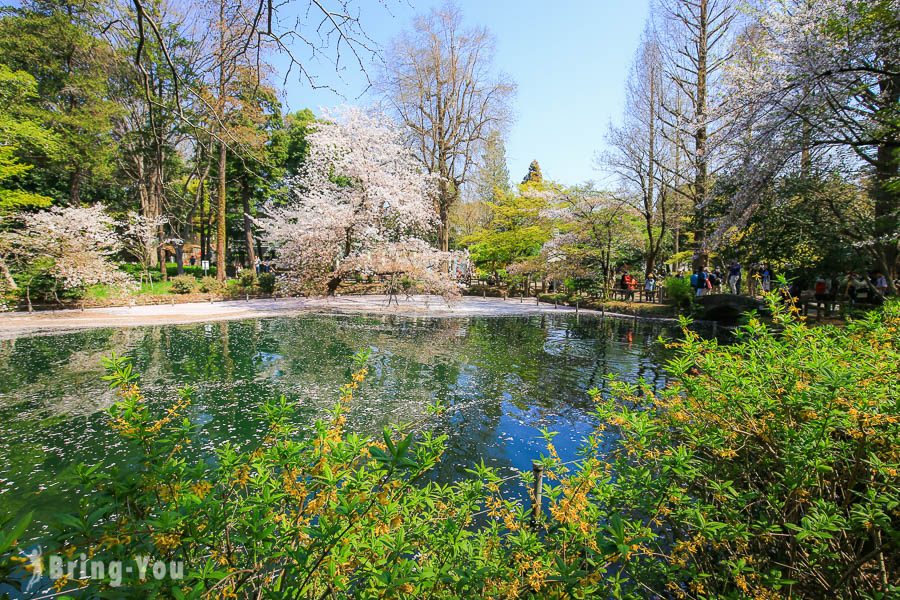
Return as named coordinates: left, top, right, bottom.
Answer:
left=761, top=265, right=772, bottom=293
left=874, top=272, right=888, bottom=296
left=710, top=269, right=723, bottom=294
left=696, top=268, right=710, bottom=297
left=728, top=262, right=742, bottom=295
left=624, top=272, right=637, bottom=301
left=814, top=275, right=830, bottom=315
left=644, top=272, right=656, bottom=302
left=845, top=271, right=860, bottom=306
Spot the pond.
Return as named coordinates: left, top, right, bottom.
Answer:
left=0, top=313, right=683, bottom=539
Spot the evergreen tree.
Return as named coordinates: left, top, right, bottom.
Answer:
left=277, top=109, right=317, bottom=177
left=474, top=130, right=510, bottom=202
left=522, top=160, right=543, bottom=185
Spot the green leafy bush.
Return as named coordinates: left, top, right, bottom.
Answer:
left=165, top=263, right=216, bottom=278
left=197, top=276, right=220, bottom=294
left=238, top=270, right=257, bottom=290
left=665, top=276, right=694, bottom=311
left=168, top=275, right=197, bottom=294
left=6, top=299, right=896, bottom=598
left=257, top=272, right=276, bottom=294
left=563, top=276, right=594, bottom=295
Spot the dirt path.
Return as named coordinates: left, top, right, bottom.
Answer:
left=0, top=295, right=631, bottom=339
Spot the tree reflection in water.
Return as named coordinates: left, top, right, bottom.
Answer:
left=0, top=313, right=682, bottom=530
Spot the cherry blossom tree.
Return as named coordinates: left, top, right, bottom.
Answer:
left=723, top=0, right=899, bottom=289
left=258, top=107, right=457, bottom=297
left=337, top=239, right=463, bottom=303
left=3, top=205, right=132, bottom=304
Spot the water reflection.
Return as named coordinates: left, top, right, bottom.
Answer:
left=0, top=314, right=680, bottom=532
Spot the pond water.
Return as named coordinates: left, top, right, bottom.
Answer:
left=0, top=313, right=682, bottom=538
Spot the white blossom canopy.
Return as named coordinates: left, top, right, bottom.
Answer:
left=258, top=107, right=457, bottom=295
left=12, top=205, right=132, bottom=290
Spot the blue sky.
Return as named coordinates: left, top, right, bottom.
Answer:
left=276, top=1, right=652, bottom=187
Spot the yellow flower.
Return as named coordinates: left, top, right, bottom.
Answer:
left=190, top=480, right=213, bottom=499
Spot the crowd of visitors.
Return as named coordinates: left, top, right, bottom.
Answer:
left=672, top=263, right=895, bottom=308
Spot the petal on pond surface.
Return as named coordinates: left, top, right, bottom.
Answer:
left=0, top=313, right=686, bottom=539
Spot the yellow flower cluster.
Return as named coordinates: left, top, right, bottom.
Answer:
left=190, top=480, right=213, bottom=499
left=281, top=468, right=306, bottom=501
left=152, top=531, right=182, bottom=554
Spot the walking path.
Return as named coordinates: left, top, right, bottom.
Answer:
left=0, top=295, right=640, bottom=339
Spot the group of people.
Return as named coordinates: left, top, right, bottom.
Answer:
left=682, top=262, right=775, bottom=298
left=812, top=271, right=893, bottom=307
left=614, top=261, right=896, bottom=309
left=619, top=271, right=660, bottom=302
left=253, top=257, right=275, bottom=274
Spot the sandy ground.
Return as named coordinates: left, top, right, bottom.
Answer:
left=0, top=295, right=645, bottom=339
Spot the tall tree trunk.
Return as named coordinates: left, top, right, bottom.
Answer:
left=199, top=184, right=206, bottom=262
left=69, top=165, right=81, bottom=205
left=215, top=0, right=228, bottom=282
left=241, top=177, right=256, bottom=268
left=437, top=176, right=453, bottom=252
left=646, top=59, right=658, bottom=278
left=873, top=68, right=899, bottom=293
left=216, top=141, right=227, bottom=281
left=691, top=0, right=710, bottom=273
left=439, top=204, right=450, bottom=252
left=174, top=243, right=184, bottom=275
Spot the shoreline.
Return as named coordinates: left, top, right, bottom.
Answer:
left=0, top=295, right=683, bottom=339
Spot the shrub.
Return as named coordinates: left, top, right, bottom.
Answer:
left=164, top=263, right=217, bottom=278
left=4, top=299, right=896, bottom=598
left=238, top=270, right=257, bottom=290
left=257, top=272, right=276, bottom=294
left=563, top=276, right=595, bottom=295
left=197, top=275, right=220, bottom=294
left=665, top=275, right=694, bottom=311
left=168, top=275, right=197, bottom=294
left=224, top=279, right=243, bottom=296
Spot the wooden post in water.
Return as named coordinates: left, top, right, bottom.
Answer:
left=531, top=461, right=544, bottom=527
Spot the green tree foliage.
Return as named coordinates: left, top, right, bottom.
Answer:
left=521, top=159, right=543, bottom=185
left=0, top=64, right=56, bottom=212
left=275, top=108, right=317, bottom=177
left=463, top=183, right=552, bottom=275
left=0, top=2, right=121, bottom=205
left=719, top=173, right=871, bottom=281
